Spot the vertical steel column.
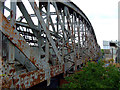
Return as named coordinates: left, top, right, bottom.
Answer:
left=79, top=20, right=82, bottom=61
left=57, top=14, right=59, bottom=34
left=45, top=39, right=50, bottom=86
left=29, top=1, right=62, bottom=64
left=0, top=31, right=2, bottom=88
left=77, top=17, right=80, bottom=59
left=84, top=22, right=87, bottom=63
left=9, top=0, right=16, bottom=64
left=73, top=13, right=77, bottom=71
left=52, top=2, right=65, bottom=65
left=38, top=2, right=42, bottom=61
left=0, top=1, right=3, bottom=78
left=64, top=6, right=74, bottom=60
left=0, top=4, right=4, bottom=81
left=8, top=1, right=16, bottom=76
left=45, top=2, right=50, bottom=86
left=10, top=0, right=16, bottom=28
left=81, top=20, right=84, bottom=64
left=89, top=27, right=93, bottom=60
left=87, top=27, right=91, bottom=59
left=61, top=10, right=66, bottom=77
left=0, top=1, right=4, bottom=14
left=8, top=42, right=15, bottom=64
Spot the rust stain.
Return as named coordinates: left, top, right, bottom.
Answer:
left=9, top=79, right=13, bottom=87
left=0, top=2, right=101, bottom=88
left=46, top=26, right=49, bottom=30
left=9, top=69, right=15, bottom=73
left=50, top=64, right=64, bottom=77
left=40, top=12, right=42, bottom=16
left=8, top=69, right=46, bottom=88
left=30, top=57, right=36, bottom=65
left=34, top=2, right=38, bottom=10
left=21, top=83, right=25, bottom=88
left=10, top=10, right=13, bottom=18
left=18, top=40, right=22, bottom=46
left=10, top=37, right=13, bottom=40
left=13, top=79, right=19, bottom=85
left=19, top=73, right=27, bottom=78
left=16, top=84, right=19, bottom=88
left=0, top=11, right=40, bottom=69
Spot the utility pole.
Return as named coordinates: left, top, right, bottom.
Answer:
left=112, top=48, right=113, bottom=59
left=117, top=42, right=120, bottom=63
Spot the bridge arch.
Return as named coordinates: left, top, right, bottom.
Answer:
left=0, top=0, right=101, bottom=88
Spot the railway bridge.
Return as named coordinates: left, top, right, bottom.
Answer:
left=0, top=0, right=101, bottom=88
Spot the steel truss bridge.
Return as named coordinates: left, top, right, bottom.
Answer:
left=0, top=0, right=101, bottom=88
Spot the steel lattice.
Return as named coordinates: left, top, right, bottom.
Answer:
left=0, top=0, right=101, bottom=88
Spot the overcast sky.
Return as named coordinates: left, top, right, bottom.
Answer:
left=5, top=0, right=118, bottom=48
left=72, top=0, right=118, bottom=48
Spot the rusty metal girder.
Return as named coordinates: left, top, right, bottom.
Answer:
left=0, top=0, right=101, bottom=88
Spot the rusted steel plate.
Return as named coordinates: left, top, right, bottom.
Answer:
left=0, top=31, right=2, bottom=88
left=50, top=64, right=64, bottom=77
left=0, top=11, right=41, bottom=69
left=12, top=69, right=45, bottom=88
left=1, top=63, right=64, bottom=88
left=0, top=11, right=30, bottom=59
left=1, top=76, right=13, bottom=88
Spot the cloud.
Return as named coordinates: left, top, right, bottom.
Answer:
left=72, top=0, right=118, bottom=48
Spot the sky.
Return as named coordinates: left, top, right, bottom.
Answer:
left=72, top=0, right=118, bottom=48
left=4, top=0, right=118, bottom=48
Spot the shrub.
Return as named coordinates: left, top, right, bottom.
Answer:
left=108, top=59, right=114, bottom=63
left=61, top=60, right=120, bottom=88
left=101, top=49, right=104, bottom=55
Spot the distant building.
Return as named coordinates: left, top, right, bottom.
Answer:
left=103, top=40, right=118, bottom=63
left=103, top=41, right=110, bottom=49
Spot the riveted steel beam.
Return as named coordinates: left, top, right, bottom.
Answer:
left=29, top=1, right=62, bottom=65
left=0, top=0, right=101, bottom=88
